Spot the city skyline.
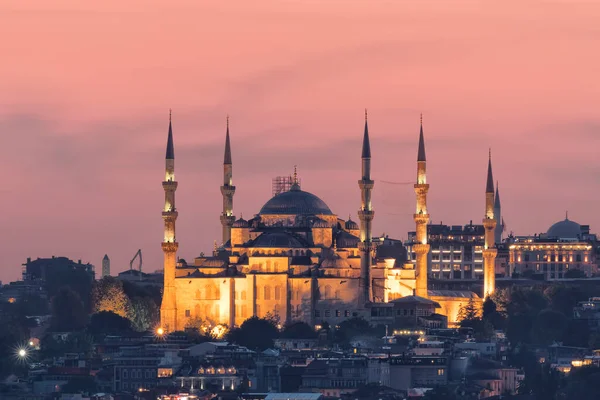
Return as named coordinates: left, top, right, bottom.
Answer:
left=1, top=0, right=600, bottom=282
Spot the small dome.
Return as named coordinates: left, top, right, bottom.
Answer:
left=547, top=217, right=581, bottom=239
left=345, top=219, right=359, bottom=230
left=252, top=232, right=306, bottom=248
left=233, top=218, right=248, bottom=228
left=259, top=185, right=333, bottom=216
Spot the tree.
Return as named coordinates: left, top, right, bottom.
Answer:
left=559, top=366, right=600, bottom=400
left=128, top=296, right=159, bottom=332
left=281, top=321, right=317, bottom=339
left=0, top=303, right=30, bottom=379
left=225, top=317, right=279, bottom=350
left=92, top=277, right=130, bottom=317
left=458, top=298, right=480, bottom=324
left=88, top=311, right=133, bottom=335
left=531, top=309, right=568, bottom=346
left=544, top=285, right=587, bottom=316
left=50, top=287, right=87, bottom=331
left=482, top=298, right=496, bottom=319
left=16, top=293, right=50, bottom=316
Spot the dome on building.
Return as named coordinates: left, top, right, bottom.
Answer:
left=252, top=232, right=307, bottom=248
left=259, top=185, right=333, bottom=216
left=547, top=216, right=581, bottom=239
left=232, top=218, right=248, bottom=228
left=345, top=218, right=359, bottom=230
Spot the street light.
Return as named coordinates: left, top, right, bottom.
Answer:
left=156, top=327, right=164, bottom=336
left=17, top=348, right=27, bottom=358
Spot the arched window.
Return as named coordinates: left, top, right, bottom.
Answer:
left=295, top=290, right=300, bottom=301
left=242, top=305, right=247, bottom=318
left=215, top=285, right=220, bottom=299
left=275, top=285, right=282, bottom=301
left=334, top=290, right=340, bottom=299
left=256, top=304, right=261, bottom=317
left=264, top=286, right=271, bottom=300
left=241, top=290, right=247, bottom=300
left=266, top=260, right=271, bottom=272
left=204, top=304, right=211, bottom=317
left=274, top=304, right=280, bottom=317
left=194, top=304, right=201, bottom=317
left=205, top=285, right=213, bottom=300
left=324, top=285, right=332, bottom=299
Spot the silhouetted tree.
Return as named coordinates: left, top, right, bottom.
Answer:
left=225, top=317, right=279, bottom=350
left=88, top=311, right=133, bottom=335
left=50, top=287, right=87, bottom=331
left=531, top=309, right=568, bottom=346
left=281, top=321, right=317, bottom=339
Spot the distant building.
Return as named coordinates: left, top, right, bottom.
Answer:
left=102, top=254, right=110, bottom=278
left=22, top=256, right=95, bottom=283
left=508, top=216, right=598, bottom=279
left=406, top=222, right=485, bottom=280
left=388, top=355, right=448, bottom=391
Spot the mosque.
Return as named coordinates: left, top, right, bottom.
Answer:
left=160, top=113, right=495, bottom=332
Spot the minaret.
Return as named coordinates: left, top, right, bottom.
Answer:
left=494, top=181, right=503, bottom=244
left=358, top=109, right=375, bottom=304
left=220, top=115, right=236, bottom=245
left=482, top=150, right=498, bottom=297
left=160, top=110, right=179, bottom=332
left=101, top=254, right=110, bottom=278
left=414, top=114, right=430, bottom=298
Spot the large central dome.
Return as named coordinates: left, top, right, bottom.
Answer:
left=259, top=184, right=333, bottom=216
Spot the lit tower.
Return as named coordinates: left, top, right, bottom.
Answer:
left=358, top=110, right=375, bottom=304
left=160, top=110, right=179, bottom=331
left=494, top=181, right=503, bottom=244
left=220, top=116, right=236, bottom=245
left=483, top=150, right=497, bottom=297
left=413, top=114, right=430, bottom=298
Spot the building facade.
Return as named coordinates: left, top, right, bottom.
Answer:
left=509, top=217, right=598, bottom=279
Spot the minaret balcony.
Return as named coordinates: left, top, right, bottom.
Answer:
left=163, top=181, right=178, bottom=190
left=413, top=214, right=430, bottom=225
left=162, top=242, right=179, bottom=252
left=162, top=211, right=179, bottom=220
left=220, top=185, right=236, bottom=196
left=220, top=214, right=235, bottom=225
left=358, top=180, right=374, bottom=189
left=358, top=210, right=374, bottom=221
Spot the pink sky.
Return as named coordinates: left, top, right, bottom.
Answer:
left=1, top=0, right=599, bottom=282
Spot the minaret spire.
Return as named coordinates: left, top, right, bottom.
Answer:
left=160, top=110, right=179, bottom=332
left=494, top=181, right=503, bottom=244
left=358, top=109, right=375, bottom=305
left=417, top=113, right=426, bottom=162
left=220, top=115, right=236, bottom=245
left=483, top=150, right=497, bottom=297
left=224, top=115, right=232, bottom=165
left=414, top=114, right=430, bottom=298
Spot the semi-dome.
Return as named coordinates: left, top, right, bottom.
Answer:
left=259, top=185, right=333, bottom=216
left=252, top=232, right=307, bottom=248
left=547, top=217, right=581, bottom=239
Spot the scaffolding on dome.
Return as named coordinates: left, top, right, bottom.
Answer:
left=272, top=175, right=300, bottom=197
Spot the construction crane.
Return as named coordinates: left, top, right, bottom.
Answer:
left=130, top=249, right=142, bottom=274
